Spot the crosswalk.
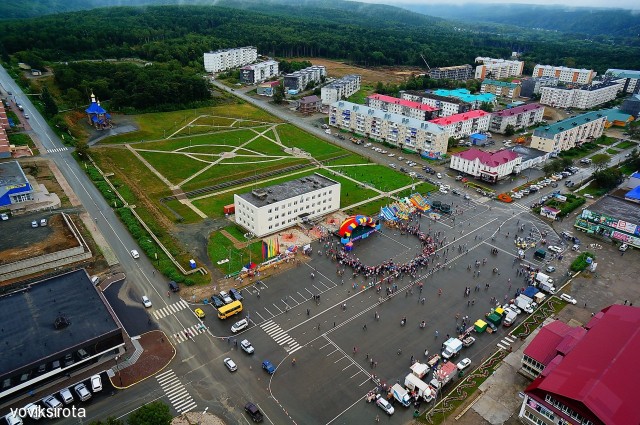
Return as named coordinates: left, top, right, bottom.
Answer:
left=497, top=335, right=516, bottom=350
left=47, top=147, right=69, bottom=153
left=171, top=323, right=208, bottom=344
left=152, top=299, right=189, bottom=319
left=156, top=369, right=197, bottom=414
left=260, top=320, right=301, bottom=354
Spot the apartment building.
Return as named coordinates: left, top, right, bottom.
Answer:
left=432, top=89, right=496, bottom=110
left=321, top=75, right=361, bottom=105
left=605, top=68, right=640, bottom=94
left=449, top=148, right=521, bottom=183
left=203, top=46, right=257, bottom=73
left=480, top=79, right=521, bottom=99
left=475, top=57, right=524, bottom=79
left=533, top=64, right=595, bottom=84
left=329, top=101, right=448, bottom=156
left=428, top=110, right=491, bottom=140
left=520, top=76, right=559, bottom=98
left=530, top=110, right=606, bottom=153
left=366, top=94, right=439, bottom=121
left=489, top=103, right=545, bottom=134
left=540, top=80, right=623, bottom=109
left=234, top=174, right=340, bottom=238
left=400, top=90, right=472, bottom=117
left=239, top=60, right=279, bottom=84
left=427, top=64, right=474, bottom=81
left=283, top=65, right=327, bottom=91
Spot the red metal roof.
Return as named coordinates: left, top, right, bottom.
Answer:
left=526, top=305, right=640, bottom=425
left=368, top=93, right=438, bottom=112
left=428, top=110, right=489, bottom=126
left=523, top=320, right=573, bottom=364
left=493, top=103, right=544, bottom=117
left=453, top=148, right=519, bottom=167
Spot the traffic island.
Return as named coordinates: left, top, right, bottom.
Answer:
left=110, top=330, right=176, bottom=389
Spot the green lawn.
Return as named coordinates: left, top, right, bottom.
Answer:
left=606, top=148, right=619, bottom=154
left=7, top=132, right=33, bottom=146
left=316, top=169, right=379, bottom=206
left=192, top=116, right=237, bottom=127
left=596, top=136, right=617, bottom=146
left=138, top=151, right=210, bottom=184
left=277, top=124, right=346, bottom=159
left=576, top=182, right=609, bottom=197
left=208, top=230, right=263, bottom=275
left=558, top=143, right=599, bottom=160
left=243, top=136, right=287, bottom=156
left=324, top=155, right=371, bottom=166
left=219, top=155, right=289, bottom=164
left=616, top=140, right=637, bottom=150
left=330, top=164, right=414, bottom=191
left=395, top=182, right=439, bottom=199
left=345, top=197, right=389, bottom=216
left=135, top=129, right=253, bottom=151
left=160, top=199, right=203, bottom=224
left=346, top=84, right=375, bottom=105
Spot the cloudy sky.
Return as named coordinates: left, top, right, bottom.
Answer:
left=362, top=0, right=640, bottom=10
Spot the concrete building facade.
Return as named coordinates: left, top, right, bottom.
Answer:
left=400, top=90, right=472, bottom=117
left=234, top=174, right=340, bottom=238
left=239, top=60, right=279, bottom=84
left=520, top=76, right=559, bottom=98
left=533, top=64, right=596, bottom=84
left=540, top=81, right=623, bottom=110
left=297, top=95, right=322, bottom=114
left=428, top=64, right=474, bottom=81
left=489, top=103, right=545, bottom=134
left=366, top=94, right=439, bottom=121
left=428, top=110, right=491, bottom=140
left=449, top=148, right=521, bottom=183
left=283, top=65, right=327, bottom=92
left=204, top=46, right=257, bottom=73
left=320, top=75, right=361, bottom=105
left=330, top=101, right=448, bottom=156
left=605, top=69, right=640, bottom=94
left=0, top=160, right=34, bottom=207
left=620, top=94, right=640, bottom=118
left=480, top=79, right=521, bottom=99
left=475, top=57, right=524, bottom=79
left=530, top=111, right=606, bottom=153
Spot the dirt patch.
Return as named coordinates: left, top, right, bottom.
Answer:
left=291, top=57, right=423, bottom=85
left=172, top=412, right=226, bottom=425
left=112, top=330, right=175, bottom=388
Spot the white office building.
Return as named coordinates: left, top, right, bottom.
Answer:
left=540, top=81, right=623, bottom=110
left=283, top=66, right=327, bottom=91
left=530, top=111, right=606, bottom=153
left=204, top=46, right=257, bottom=73
left=475, top=57, right=524, bottom=79
left=605, top=69, right=640, bottom=94
left=321, top=75, right=361, bottom=105
left=234, top=174, right=340, bottom=238
left=533, top=65, right=595, bottom=84
left=239, top=60, right=279, bottom=85
left=330, top=101, right=448, bottom=156
left=428, top=110, right=492, bottom=140
left=400, top=90, right=471, bottom=117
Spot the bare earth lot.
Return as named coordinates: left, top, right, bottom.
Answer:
left=291, top=57, right=423, bottom=85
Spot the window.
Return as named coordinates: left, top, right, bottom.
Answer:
left=268, top=209, right=272, bottom=213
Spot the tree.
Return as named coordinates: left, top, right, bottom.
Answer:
left=479, top=102, right=494, bottom=112
left=89, top=418, right=124, bottom=425
left=272, top=82, right=285, bottom=104
left=447, top=136, right=458, bottom=149
left=127, top=401, right=172, bottom=425
left=592, top=168, right=623, bottom=190
left=75, top=140, right=89, bottom=158
left=590, top=153, right=611, bottom=170
left=504, top=124, right=515, bottom=137
left=560, top=157, right=574, bottom=168
left=41, top=86, right=58, bottom=118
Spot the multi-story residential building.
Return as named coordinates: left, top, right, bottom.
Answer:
left=532, top=64, right=596, bottom=84
left=366, top=94, right=439, bottom=121
left=475, top=57, right=524, bottom=79
left=428, top=110, right=491, bottom=139
left=400, top=91, right=472, bottom=117
left=520, top=76, right=559, bottom=98
left=480, top=79, right=521, bottom=99
left=605, top=68, right=640, bottom=94
left=283, top=65, right=327, bottom=92
left=518, top=305, right=639, bottom=425
left=0, top=102, right=10, bottom=159
left=234, top=173, right=340, bottom=238
left=530, top=110, right=606, bottom=153
left=239, top=60, right=279, bottom=84
left=329, top=101, right=448, bottom=156
left=427, top=64, right=474, bottom=81
left=297, top=95, right=322, bottom=114
left=539, top=80, right=623, bottom=109
left=203, top=46, right=257, bottom=73
left=621, top=93, right=640, bottom=118
left=321, top=75, right=361, bottom=105
left=432, top=89, right=496, bottom=109
left=489, top=103, right=545, bottom=134
left=256, top=81, right=281, bottom=97
left=449, top=148, right=521, bottom=183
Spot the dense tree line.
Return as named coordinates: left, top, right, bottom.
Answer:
left=278, top=60, right=313, bottom=74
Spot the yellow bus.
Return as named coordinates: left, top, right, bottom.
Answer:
left=218, top=300, right=243, bottom=319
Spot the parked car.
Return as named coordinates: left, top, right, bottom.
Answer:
left=389, top=163, right=396, bottom=169
left=210, top=295, right=224, bottom=308
left=224, top=357, right=237, bottom=372
left=244, top=402, right=264, bottom=422
left=231, top=318, right=249, bottom=333
left=229, top=288, right=243, bottom=301
left=142, top=295, right=152, bottom=308
left=375, top=394, right=395, bottom=415
left=437, top=173, right=442, bottom=179
left=619, top=243, right=629, bottom=252
left=31, top=220, right=38, bottom=228
left=74, top=383, right=92, bottom=401
left=168, top=281, right=180, bottom=292
left=194, top=308, right=205, bottom=318
left=560, top=293, right=577, bottom=304
left=456, top=358, right=472, bottom=371
left=0, top=213, right=9, bottom=220
left=59, top=387, right=74, bottom=404
left=219, top=291, right=234, bottom=304
left=548, top=245, right=562, bottom=253
left=545, top=266, right=556, bottom=273
left=43, top=395, right=62, bottom=409
left=91, top=374, right=102, bottom=392
left=584, top=194, right=594, bottom=199
left=240, top=339, right=255, bottom=354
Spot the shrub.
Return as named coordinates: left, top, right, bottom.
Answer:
left=571, top=252, right=595, bottom=272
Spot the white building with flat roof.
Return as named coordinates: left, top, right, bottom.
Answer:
left=283, top=66, right=327, bottom=91
left=530, top=111, right=606, bottom=153
left=475, top=57, right=524, bottom=79
left=239, top=60, right=279, bottom=84
left=330, top=101, right=448, bottom=156
left=605, top=69, right=640, bottom=94
left=204, top=46, right=257, bottom=73
left=540, top=81, right=623, bottom=110
left=321, top=75, right=361, bottom=105
left=400, top=91, right=472, bottom=117
left=428, top=110, right=492, bottom=140
left=533, top=65, right=595, bottom=84
left=234, top=174, right=340, bottom=238
left=366, top=94, right=439, bottom=121
left=489, top=103, right=545, bottom=134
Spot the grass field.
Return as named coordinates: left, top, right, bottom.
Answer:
left=138, top=150, right=210, bottom=184
left=135, top=130, right=252, bottom=151
left=330, top=164, right=414, bottom=190
left=208, top=229, right=263, bottom=275
left=345, top=197, right=388, bottom=216
left=316, top=169, right=379, bottom=206
left=278, top=124, right=347, bottom=159
left=616, top=140, right=637, bottom=150
left=606, top=148, right=619, bottom=155
left=597, top=136, right=617, bottom=146
left=324, top=154, right=371, bottom=166
left=347, top=84, right=375, bottom=105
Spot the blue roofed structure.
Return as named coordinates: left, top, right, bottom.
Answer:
left=0, top=160, right=33, bottom=207
left=85, top=92, right=113, bottom=130
left=432, top=88, right=496, bottom=108
left=625, top=186, right=640, bottom=203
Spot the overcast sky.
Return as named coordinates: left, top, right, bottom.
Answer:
left=362, top=0, right=640, bottom=10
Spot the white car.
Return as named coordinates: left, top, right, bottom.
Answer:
left=388, top=153, right=395, bottom=157
left=442, top=184, right=451, bottom=190
left=381, top=150, right=388, bottom=154
left=43, top=395, right=62, bottom=409
left=548, top=245, right=562, bottom=253
left=545, top=266, right=556, bottom=273
left=231, top=318, right=249, bottom=333
left=375, top=395, right=394, bottom=415
left=389, top=163, right=396, bottom=169
left=0, top=213, right=8, bottom=220
left=142, top=295, right=152, bottom=308
left=224, top=357, right=237, bottom=372
left=24, top=403, right=42, bottom=420
left=130, top=249, right=140, bottom=259
left=59, top=387, right=74, bottom=404
left=219, top=291, right=234, bottom=304
left=439, top=188, right=448, bottom=194
left=456, top=358, right=472, bottom=371
left=437, top=173, right=442, bottom=179
left=74, top=383, right=91, bottom=401
left=584, top=194, right=594, bottom=199
left=364, top=143, right=371, bottom=147
left=560, top=293, right=577, bottom=305
left=240, top=339, right=255, bottom=354
left=91, top=374, right=102, bottom=392
left=4, top=412, right=22, bottom=425
left=619, top=243, right=629, bottom=252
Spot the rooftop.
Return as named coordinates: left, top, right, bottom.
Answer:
left=482, top=79, right=519, bottom=88
left=430, top=64, right=472, bottom=71
left=453, top=148, right=519, bottom=167
left=535, top=64, right=593, bottom=72
left=367, top=93, right=438, bottom=112
left=242, top=59, right=278, bottom=70
left=0, top=269, right=121, bottom=377
left=582, top=195, right=640, bottom=228
left=625, top=186, right=640, bottom=201
left=494, top=103, right=544, bottom=117
left=0, top=160, right=29, bottom=187
left=605, top=68, right=640, bottom=79
left=432, top=88, right=495, bottom=104
left=299, top=95, right=321, bottom=104
left=324, top=75, right=361, bottom=89
left=429, top=110, right=490, bottom=126
left=509, top=145, right=548, bottom=162
left=532, top=110, right=606, bottom=138
left=237, top=173, right=339, bottom=208
left=206, top=46, right=255, bottom=54
left=401, top=90, right=471, bottom=106
left=600, top=108, right=633, bottom=123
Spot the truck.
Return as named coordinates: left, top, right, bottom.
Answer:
left=503, top=309, right=518, bottom=327
left=538, top=281, right=556, bottom=295
left=441, top=338, right=463, bottom=359
left=515, top=295, right=534, bottom=314
left=430, top=361, right=457, bottom=390
left=404, top=374, right=434, bottom=402
left=535, top=273, right=556, bottom=294
left=410, top=362, right=429, bottom=379
left=391, top=383, right=411, bottom=407
left=486, top=312, right=503, bottom=327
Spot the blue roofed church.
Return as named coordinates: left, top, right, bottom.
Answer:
left=85, top=92, right=113, bottom=130
left=0, top=160, right=34, bottom=207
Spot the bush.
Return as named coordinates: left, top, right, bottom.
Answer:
left=545, top=194, right=585, bottom=217
left=571, top=252, right=596, bottom=271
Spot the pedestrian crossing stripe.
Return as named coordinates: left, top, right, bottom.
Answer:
left=47, top=147, right=69, bottom=153
left=153, top=299, right=189, bottom=319
left=156, top=369, right=197, bottom=414
left=497, top=343, right=507, bottom=350
left=260, top=320, right=301, bottom=352
left=171, top=323, right=208, bottom=344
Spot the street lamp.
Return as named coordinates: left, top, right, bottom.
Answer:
left=114, top=355, right=123, bottom=386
